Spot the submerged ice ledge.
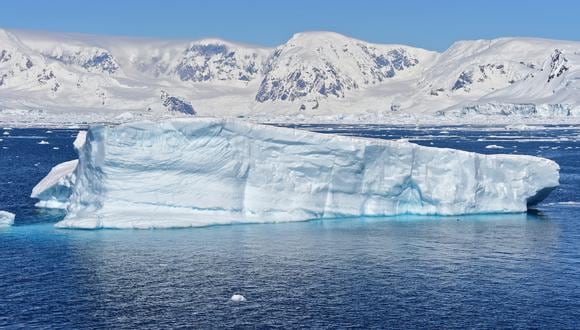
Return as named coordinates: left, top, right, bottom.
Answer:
left=33, top=119, right=559, bottom=229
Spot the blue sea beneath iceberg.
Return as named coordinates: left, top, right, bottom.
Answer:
left=1, top=125, right=579, bottom=328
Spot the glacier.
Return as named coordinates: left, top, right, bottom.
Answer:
left=32, top=119, right=560, bottom=229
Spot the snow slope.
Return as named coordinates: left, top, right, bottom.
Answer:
left=33, top=119, right=559, bottom=229
left=1, top=28, right=579, bottom=125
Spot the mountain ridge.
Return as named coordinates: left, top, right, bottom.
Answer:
left=1, top=28, right=579, bottom=125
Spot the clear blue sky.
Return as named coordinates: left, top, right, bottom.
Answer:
left=1, top=0, right=579, bottom=51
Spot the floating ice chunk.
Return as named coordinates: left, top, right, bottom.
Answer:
left=44, top=119, right=560, bottom=229
left=0, top=211, right=15, bottom=226
left=485, top=144, right=504, bottom=149
left=3, top=131, right=9, bottom=136
left=52, top=147, right=60, bottom=150
left=31, top=159, right=78, bottom=209
left=230, top=294, right=246, bottom=302
left=38, top=140, right=50, bottom=145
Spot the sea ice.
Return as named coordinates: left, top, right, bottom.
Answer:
left=33, top=119, right=560, bottom=229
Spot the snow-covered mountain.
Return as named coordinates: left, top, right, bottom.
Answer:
left=0, top=28, right=579, bottom=125
left=255, top=32, right=435, bottom=103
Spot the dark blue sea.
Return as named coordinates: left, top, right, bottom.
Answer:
left=1, top=125, right=579, bottom=328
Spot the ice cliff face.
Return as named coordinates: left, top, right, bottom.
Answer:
left=33, top=119, right=559, bottom=229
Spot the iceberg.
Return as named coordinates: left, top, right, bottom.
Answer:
left=33, top=119, right=559, bottom=229
left=0, top=211, right=15, bottom=226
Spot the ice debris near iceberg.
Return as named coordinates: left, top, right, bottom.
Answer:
left=30, top=131, right=85, bottom=209
left=32, top=119, right=559, bottom=229
left=31, top=159, right=78, bottom=209
left=0, top=211, right=15, bottom=226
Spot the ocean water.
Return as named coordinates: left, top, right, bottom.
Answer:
left=1, top=125, right=579, bottom=328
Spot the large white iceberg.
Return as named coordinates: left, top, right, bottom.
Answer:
left=33, top=119, right=559, bottom=229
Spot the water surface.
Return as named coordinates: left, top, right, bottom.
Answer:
left=1, top=125, right=579, bottom=328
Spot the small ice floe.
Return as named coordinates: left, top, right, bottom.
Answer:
left=38, top=140, right=50, bottom=145
left=52, top=147, right=60, bottom=150
left=45, top=130, right=53, bottom=133
left=3, top=131, right=9, bottom=136
left=505, top=124, right=545, bottom=131
left=2, top=127, right=12, bottom=131
left=558, top=201, right=580, bottom=206
left=0, top=211, right=15, bottom=227
left=485, top=144, right=504, bottom=149
left=230, top=294, right=246, bottom=303
left=545, top=201, right=580, bottom=207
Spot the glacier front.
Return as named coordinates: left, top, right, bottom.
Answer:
left=35, top=119, right=559, bottom=229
